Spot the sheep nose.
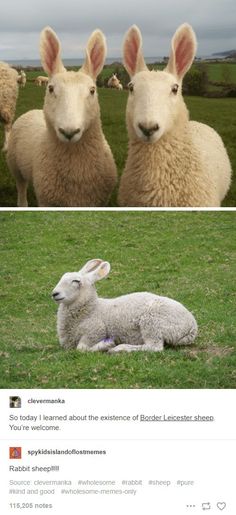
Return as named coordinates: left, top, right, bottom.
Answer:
left=52, top=291, right=60, bottom=298
left=138, top=123, right=159, bottom=137
left=59, top=128, right=81, bottom=140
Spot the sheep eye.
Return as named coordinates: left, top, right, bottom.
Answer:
left=48, top=84, right=54, bottom=94
left=72, top=280, right=80, bottom=285
left=128, top=82, right=134, bottom=93
left=171, top=83, right=179, bottom=94
left=90, top=86, right=96, bottom=95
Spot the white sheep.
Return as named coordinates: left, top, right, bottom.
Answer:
left=118, top=24, right=232, bottom=207
left=0, top=61, right=19, bottom=151
left=52, top=259, right=198, bottom=353
left=34, top=75, right=49, bottom=86
left=7, top=27, right=117, bottom=207
left=108, top=73, right=123, bottom=90
left=108, top=73, right=118, bottom=87
left=17, top=70, right=27, bottom=87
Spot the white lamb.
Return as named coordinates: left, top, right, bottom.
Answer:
left=52, top=259, right=198, bottom=353
left=34, top=76, right=49, bottom=86
left=108, top=73, right=123, bottom=90
left=0, top=61, right=19, bottom=151
left=118, top=24, right=232, bottom=207
left=17, top=70, right=26, bottom=87
left=108, top=73, right=118, bottom=87
left=7, top=27, right=117, bottom=207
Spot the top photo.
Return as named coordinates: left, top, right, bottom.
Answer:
left=0, top=0, right=235, bottom=208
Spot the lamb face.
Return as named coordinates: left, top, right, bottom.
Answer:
left=52, top=272, right=83, bottom=305
left=44, top=71, right=100, bottom=144
left=52, top=259, right=110, bottom=306
left=123, top=23, right=197, bottom=143
left=127, top=70, right=184, bottom=143
left=40, top=27, right=106, bottom=144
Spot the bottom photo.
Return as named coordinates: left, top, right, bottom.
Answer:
left=0, top=210, right=235, bottom=389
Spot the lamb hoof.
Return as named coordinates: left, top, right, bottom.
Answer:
left=76, top=343, right=89, bottom=352
left=108, top=344, right=130, bottom=353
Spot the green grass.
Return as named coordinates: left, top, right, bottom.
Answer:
left=149, top=62, right=236, bottom=83
left=0, top=211, right=236, bottom=389
left=206, top=62, right=236, bottom=83
left=15, top=62, right=236, bottom=83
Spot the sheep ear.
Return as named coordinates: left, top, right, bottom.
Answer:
left=40, top=26, right=66, bottom=77
left=165, top=24, right=197, bottom=81
left=123, top=25, right=148, bottom=77
left=81, top=260, right=110, bottom=283
left=79, top=259, right=104, bottom=275
left=90, top=261, right=110, bottom=283
left=81, top=30, right=107, bottom=80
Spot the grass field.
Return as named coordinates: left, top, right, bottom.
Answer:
left=0, top=78, right=236, bottom=207
left=20, top=62, right=236, bottom=84
left=205, top=62, right=236, bottom=83
left=0, top=211, right=235, bottom=389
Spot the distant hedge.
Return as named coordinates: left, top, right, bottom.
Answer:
left=183, top=64, right=208, bottom=95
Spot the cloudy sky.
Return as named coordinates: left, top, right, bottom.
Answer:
left=0, top=0, right=236, bottom=61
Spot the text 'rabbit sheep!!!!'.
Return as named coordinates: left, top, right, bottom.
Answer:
left=52, top=259, right=198, bottom=353
left=118, top=24, right=232, bottom=207
left=7, top=28, right=117, bottom=207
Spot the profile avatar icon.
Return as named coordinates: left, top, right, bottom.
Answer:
left=9, top=396, right=21, bottom=408
left=9, top=447, right=22, bottom=459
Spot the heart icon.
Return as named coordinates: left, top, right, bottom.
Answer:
left=217, top=502, right=226, bottom=511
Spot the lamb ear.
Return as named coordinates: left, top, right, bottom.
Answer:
left=40, top=26, right=66, bottom=77
left=79, top=259, right=104, bottom=275
left=81, top=30, right=107, bottom=80
left=123, top=25, right=148, bottom=77
left=82, top=261, right=111, bottom=283
left=165, top=23, right=197, bottom=81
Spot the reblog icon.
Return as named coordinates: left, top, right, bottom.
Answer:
left=202, top=503, right=211, bottom=510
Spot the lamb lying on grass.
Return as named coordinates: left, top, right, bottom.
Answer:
left=118, top=24, right=231, bottom=207
left=52, top=259, right=198, bottom=353
left=108, top=73, right=123, bottom=90
left=0, top=61, right=19, bottom=151
left=7, top=27, right=117, bottom=207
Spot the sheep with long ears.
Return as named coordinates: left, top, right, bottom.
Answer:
left=7, top=28, right=117, bottom=207
left=108, top=73, right=123, bottom=90
left=118, top=24, right=231, bottom=207
left=17, top=70, right=26, bottom=87
left=0, top=61, right=19, bottom=151
left=52, top=258, right=198, bottom=353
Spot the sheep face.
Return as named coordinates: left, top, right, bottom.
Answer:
left=123, top=23, right=197, bottom=144
left=40, top=27, right=107, bottom=144
left=52, top=272, right=86, bottom=305
left=52, top=259, right=110, bottom=306
left=44, top=72, right=99, bottom=144
left=127, top=70, right=183, bottom=143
